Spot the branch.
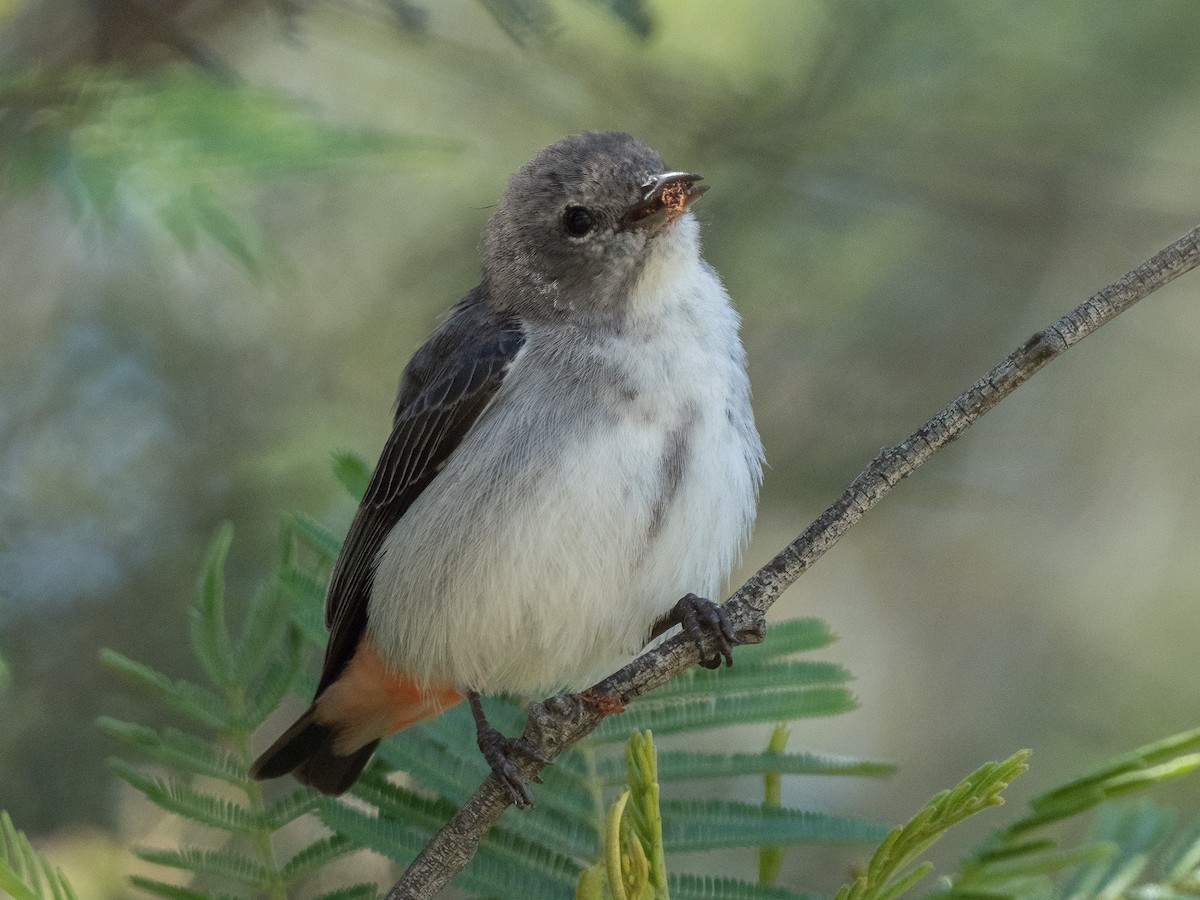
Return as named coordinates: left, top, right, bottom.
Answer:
left=387, top=223, right=1200, bottom=899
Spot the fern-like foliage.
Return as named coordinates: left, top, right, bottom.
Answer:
left=0, top=811, right=79, bottom=900
left=99, top=523, right=368, bottom=900
left=836, top=751, right=1031, bottom=900
left=103, top=453, right=889, bottom=898
left=0, top=69, right=453, bottom=272
left=829, top=725, right=1200, bottom=900
left=280, top=453, right=893, bottom=898
left=935, top=725, right=1200, bottom=899
left=100, top=453, right=1200, bottom=899
left=576, top=730, right=670, bottom=900
left=474, top=0, right=654, bottom=45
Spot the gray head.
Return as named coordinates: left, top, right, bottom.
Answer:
left=482, top=132, right=708, bottom=321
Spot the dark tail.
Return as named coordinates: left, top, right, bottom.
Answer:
left=249, top=706, right=379, bottom=796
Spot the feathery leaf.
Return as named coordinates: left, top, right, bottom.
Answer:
left=593, top=685, right=857, bottom=742
left=190, top=523, right=235, bottom=689
left=330, top=451, right=371, bottom=501
left=0, top=811, right=79, bottom=900
left=244, top=626, right=304, bottom=725
left=99, top=649, right=230, bottom=730
left=279, top=835, right=359, bottom=882
left=662, top=799, right=888, bottom=852
left=318, top=798, right=580, bottom=897
left=840, top=750, right=1030, bottom=900
left=108, top=759, right=255, bottom=834
left=669, top=873, right=815, bottom=900
left=597, top=749, right=894, bottom=785
left=135, top=846, right=271, bottom=887
left=126, top=875, right=215, bottom=900
left=737, top=618, right=839, bottom=659
left=96, top=718, right=243, bottom=783
left=229, top=581, right=289, bottom=686
left=286, top=513, right=343, bottom=563
left=261, top=788, right=320, bottom=833
left=310, top=885, right=380, bottom=900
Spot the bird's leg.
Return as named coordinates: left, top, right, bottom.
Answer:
left=649, top=592, right=738, bottom=669
left=467, top=691, right=550, bottom=809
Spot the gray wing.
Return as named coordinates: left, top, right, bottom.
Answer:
left=316, top=289, right=525, bottom=695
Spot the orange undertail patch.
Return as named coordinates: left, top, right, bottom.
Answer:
left=313, top=636, right=462, bottom=756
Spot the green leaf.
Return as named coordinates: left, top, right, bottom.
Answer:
left=190, top=523, right=236, bottom=689
left=840, top=750, right=1030, bottom=900
left=621, top=731, right=669, bottom=897
left=605, top=789, right=634, bottom=900
left=1059, top=802, right=1174, bottom=899
left=374, top=726, right=598, bottom=859
left=108, top=759, right=255, bottom=834
left=477, top=0, right=557, bottom=46
left=599, top=749, right=895, bottom=784
left=229, top=580, right=289, bottom=686
left=947, top=842, right=1115, bottom=891
left=355, top=767, right=595, bottom=863
left=738, top=618, right=839, bottom=659
left=1, top=70, right=457, bottom=269
left=577, top=864, right=606, bottom=900
left=0, top=811, right=79, bottom=900
left=582, top=0, right=654, bottom=38
left=661, top=799, right=888, bottom=852
left=96, top=718, right=243, bottom=783
left=467, top=822, right=585, bottom=898
left=331, top=451, right=371, bottom=501
left=135, top=846, right=271, bottom=887
left=759, top=724, right=791, bottom=887
left=327, top=780, right=456, bottom=841
left=99, top=649, right=230, bottom=730
left=244, top=625, right=304, bottom=725
left=648, top=660, right=853, bottom=700
left=318, top=798, right=581, bottom=897
left=278, top=564, right=328, bottom=647
left=189, top=188, right=261, bottom=275
left=279, top=835, right=358, bottom=882
left=286, top=513, right=343, bottom=563
left=1022, top=726, right=1200, bottom=829
left=310, top=885, right=380, bottom=900
left=100, top=521, right=373, bottom=899
left=669, top=873, right=815, bottom=900
left=1163, top=815, right=1200, bottom=880
left=126, top=875, right=213, bottom=900
left=261, top=788, right=320, bottom=833
left=593, top=685, right=857, bottom=742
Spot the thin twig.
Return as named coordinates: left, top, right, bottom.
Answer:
left=387, top=223, right=1200, bottom=899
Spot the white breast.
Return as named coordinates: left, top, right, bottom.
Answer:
left=369, top=220, right=763, bottom=695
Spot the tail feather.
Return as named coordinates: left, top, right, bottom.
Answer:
left=249, top=706, right=376, bottom=796
left=250, top=638, right=461, bottom=795
left=294, top=737, right=379, bottom=796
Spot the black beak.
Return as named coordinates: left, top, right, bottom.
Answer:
left=622, top=171, right=708, bottom=231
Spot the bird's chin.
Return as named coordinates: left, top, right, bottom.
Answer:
left=641, top=211, right=701, bottom=263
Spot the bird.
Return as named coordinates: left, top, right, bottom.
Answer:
left=250, top=131, right=763, bottom=806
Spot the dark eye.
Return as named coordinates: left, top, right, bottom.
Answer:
left=562, top=205, right=594, bottom=237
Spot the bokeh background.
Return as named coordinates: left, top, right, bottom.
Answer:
left=2, top=0, right=1199, bottom=895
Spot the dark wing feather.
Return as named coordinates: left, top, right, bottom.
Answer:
left=315, top=289, right=525, bottom=695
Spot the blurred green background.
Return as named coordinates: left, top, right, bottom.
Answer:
left=2, top=0, right=1199, bottom=895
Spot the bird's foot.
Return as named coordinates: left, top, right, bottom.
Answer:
left=468, top=692, right=550, bottom=809
left=662, top=592, right=738, bottom=669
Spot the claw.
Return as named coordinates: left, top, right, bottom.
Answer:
left=668, top=592, right=737, bottom=668
left=468, top=691, right=549, bottom=809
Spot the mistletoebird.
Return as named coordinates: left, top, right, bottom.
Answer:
left=251, top=132, right=764, bottom=805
